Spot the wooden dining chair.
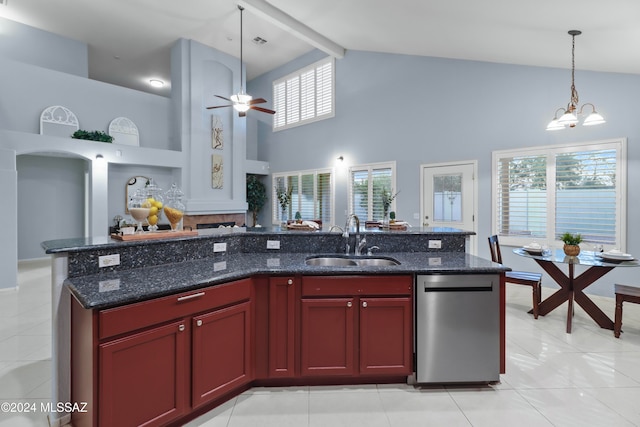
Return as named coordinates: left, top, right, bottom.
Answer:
left=488, top=235, right=543, bottom=319
left=614, top=284, right=640, bottom=338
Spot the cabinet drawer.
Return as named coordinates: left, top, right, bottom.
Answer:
left=302, top=275, right=412, bottom=297
left=99, top=278, right=251, bottom=340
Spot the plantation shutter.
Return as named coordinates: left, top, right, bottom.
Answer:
left=316, top=60, right=333, bottom=116
left=350, top=170, right=369, bottom=220
left=349, top=164, right=395, bottom=221
left=317, top=172, right=332, bottom=221
left=273, top=82, right=286, bottom=129
left=285, top=77, right=300, bottom=125
left=299, top=173, right=315, bottom=219
left=272, top=57, right=334, bottom=130
left=493, top=139, right=625, bottom=248
left=555, top=148, right=617, bottom=244
left=495, top=154, right=547, bottom=238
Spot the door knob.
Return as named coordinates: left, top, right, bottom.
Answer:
left=347, top=301, right=352, bottom=307
left=362, top=301, right=368, bottom=308
left=196, top=319, right=203, bottom=327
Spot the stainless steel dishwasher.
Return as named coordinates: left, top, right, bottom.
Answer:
left=416, top=274, right=500, bottom=383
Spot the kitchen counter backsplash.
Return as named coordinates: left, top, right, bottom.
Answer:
left=42, top=228, right=471, bottom=278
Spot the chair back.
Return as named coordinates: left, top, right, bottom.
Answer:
left=488, top=235, right=503, bottom=264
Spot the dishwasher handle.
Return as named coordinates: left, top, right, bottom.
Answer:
left=423, top=285, right=493, bottom=292
left=418, top=274, right=495, bottom=292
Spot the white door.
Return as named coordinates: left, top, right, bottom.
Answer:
left=421, top=161, right=477, bottom=254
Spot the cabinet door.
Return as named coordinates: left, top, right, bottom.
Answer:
left=99, top=320, right=188, bottom=427
left=301, top=298, right=355, bottom=377
left=359, top=297, right=413, bottom=375
left=192, top=301, right=252, bottom=408
left=269, top=277, right=296, bottom=378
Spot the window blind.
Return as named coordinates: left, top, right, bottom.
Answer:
left=272, top=57, right=334, bottom=131
left=272, top=169, right=334, bottom=225
left=349, top=163, right=395, bottom=221
left=493, top=139, right=626, bottom=248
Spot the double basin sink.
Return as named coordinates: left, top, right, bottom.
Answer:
left=305, top=255, right=400, bottom=267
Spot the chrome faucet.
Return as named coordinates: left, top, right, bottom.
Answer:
left=344, top=214, right=366, bottom=255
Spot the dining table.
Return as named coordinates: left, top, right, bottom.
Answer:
left=513, top=248, right=639, bottom=333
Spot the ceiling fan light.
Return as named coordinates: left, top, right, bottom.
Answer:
left=233, top=103, right=251, bottom=113
left=230, top=93, right=252, bottom=104
left=582, top=112, right=606, bottom=126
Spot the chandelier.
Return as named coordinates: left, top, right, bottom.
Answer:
left=546, top=30, right=605, bottom=131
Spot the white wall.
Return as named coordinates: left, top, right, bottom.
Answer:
left=17, top=155, right=86, bottom=260
left=248, top=49, right=640, bottom=297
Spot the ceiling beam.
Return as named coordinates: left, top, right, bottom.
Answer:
left=238, top=0, right=346, bottom=59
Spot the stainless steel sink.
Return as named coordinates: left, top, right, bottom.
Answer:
left=305, top=257, right=358, bottom=266
left=305, top=256, right=400, bottom=267
left=354, top=258, right=400, bottom=266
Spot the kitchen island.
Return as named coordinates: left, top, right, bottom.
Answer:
left=42, top=227, right=508, bottom=427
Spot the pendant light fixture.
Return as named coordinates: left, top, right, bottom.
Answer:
left=230, top=5, right=251, bottom=112
left=546, top=30, right=605, bottom=131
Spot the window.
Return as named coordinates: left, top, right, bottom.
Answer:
left=273, top=57, right=334, bottom=131
left=348, top=162, right=396, bottom=221
left=492, top=138, right=627, bottom=250
left=272, top=169, right=334, bottom=225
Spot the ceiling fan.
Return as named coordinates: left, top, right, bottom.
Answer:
left=206, top=5, right=275, bottom=117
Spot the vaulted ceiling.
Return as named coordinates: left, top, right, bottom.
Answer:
left=3, top=0, right=639, bottom=97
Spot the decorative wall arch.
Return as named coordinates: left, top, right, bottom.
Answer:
left=40, top=105, right=80, bottom=137
left=108, top=117, right=139, bottom=146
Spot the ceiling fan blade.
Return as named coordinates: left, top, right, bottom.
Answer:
left=250, top=106, right=276, bottom=114
left=206, top=105, right=232, bottom=109
left=215, top=95, right=232, bottom=102
left=249, top=98, right=267, bottom=105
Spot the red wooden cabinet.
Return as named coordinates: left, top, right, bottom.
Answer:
left=72, top=278, right=252, bottom=427
left=300, top=297, right=356, bottom=376
left=268, top=277, right=296, bottom=378
left=359, top=297, right=412, bottom=375
left=192, top=301, right=252, bottom=408
left=300, top=276, right=413, bottom=378
left=99, top=320, right=188, bottom=427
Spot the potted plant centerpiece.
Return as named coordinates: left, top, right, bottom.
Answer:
left=381, top=188, right=399, bottom=226
left=561, top=232, right=583, bottom=256
left=294, top=211, right=302, bottom=224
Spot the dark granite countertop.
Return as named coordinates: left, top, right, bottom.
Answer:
left=42, top=226, right=473, bottom=254
left=66, top=251, right=509, bottom=310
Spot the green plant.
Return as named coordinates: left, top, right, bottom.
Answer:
left=560, top=232, right=583, bottom=245
left=246, top=175, right=267, bottom=226
left=275, top=186, right=292, bottom=212
left=72, top=130, right=114, bottom=143
left=295, top=211, right=302, bottom=221
left=381, top=188, right=400, bottom=215
left=389, top=211, right=396, bottom=220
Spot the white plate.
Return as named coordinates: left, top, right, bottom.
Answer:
left=599, top=253, right=634, bottom=261
left=522, top=246, right=543, bottom=254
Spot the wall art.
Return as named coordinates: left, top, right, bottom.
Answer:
left=211, top=115, right=223, bottom=149
left=212, top=154, right=223, bottom=189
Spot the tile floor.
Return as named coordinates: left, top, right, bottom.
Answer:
left=2, top=259, right=640, bottom=426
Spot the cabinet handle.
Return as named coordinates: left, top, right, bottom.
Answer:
left=178, top=324, right=185, bottom=332
left=347, top=301, right=352, bottom=308
left=362, top=301, right=368, bottom=308
left=177, top=292, right=205, bottom=302
left=196, top=319, right=203, bottom=327
left=287, top=279, right=293, bottom=285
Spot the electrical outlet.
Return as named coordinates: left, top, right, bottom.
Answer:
left=428, top=257, right=442, bottom=266
left=267, top=240, right=281, bottom=250
left=428, top=240, right=442, bottom=249
left=99, top=279, right=121, bottom=292
left=213, top=242, right=227, bottom=252
left=214, top=261, right=227, bottom=271
left=99, top=254, right=120, bottom=268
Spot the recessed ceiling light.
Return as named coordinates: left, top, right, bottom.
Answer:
left=149, top=79, right=164, bottom=88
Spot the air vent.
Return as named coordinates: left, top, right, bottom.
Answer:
left=252, top=36, right=267, bottom=45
